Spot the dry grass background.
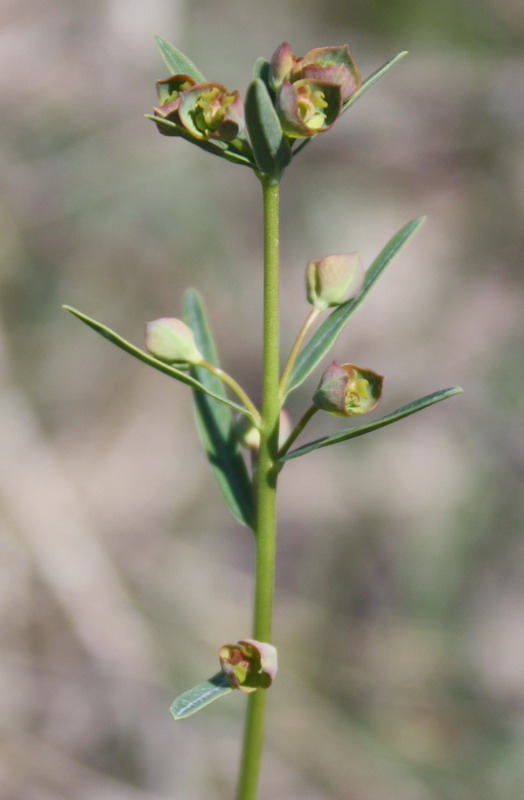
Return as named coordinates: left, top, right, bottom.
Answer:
left=1, top=0, right=524, bottom=798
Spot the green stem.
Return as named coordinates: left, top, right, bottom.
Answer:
left=277, top=404, right=318, bottom=461
left=235, top=177, right=280, bottom=800
left=279, top=308, right=321, bottom=403
left=199, top=359, right=261, bottom=426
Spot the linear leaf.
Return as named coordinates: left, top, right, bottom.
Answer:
left=245, top=78, right=291, bottom=180
left=183, top=290, right=255, bottom=529
left=171, top=672, right=233, bottom=720
left=63, top=306, right=254, bottom=421
left=286, top=217, right=425, bottom=397
left=279, top=387, right=463, bottom=462
left=154, top=35, right=206, bottom=83
left=342, top=51, right=408, bottom=114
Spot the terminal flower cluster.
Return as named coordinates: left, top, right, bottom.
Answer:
left=150, top=39, right=363, bottom=176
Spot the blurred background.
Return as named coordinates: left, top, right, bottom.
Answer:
left=1, top=0, right=524, bottom=798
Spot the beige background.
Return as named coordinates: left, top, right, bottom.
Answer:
left=1, top=0, right=524, bottom=798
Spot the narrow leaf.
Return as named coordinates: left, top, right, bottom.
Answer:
left=183, top=290, right=255, bottom=529
left=342, top=51, right=408, bottom=114
left=154, top=34, right=206, bottom=83
left=279, top=387, right=463, bottom=462
left=63, top=306, right=255, bottom=421
left=171, top=672, right=233, bottom=720
left=245, top=78, right=291, bottom=180
left=286, top=217, right=425, bottom=397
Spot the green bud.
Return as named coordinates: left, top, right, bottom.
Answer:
left=313, top=360, right=383, bottom=417
left=306, top=252, right=364, bottom=311
left=218, top=639, right=278, bottom=693
left=145, top=318, right=203, bottom=365
left=269, top=42, right=296, bottom=90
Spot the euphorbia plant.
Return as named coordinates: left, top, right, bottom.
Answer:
left=64, top=36, right=462, bottom=800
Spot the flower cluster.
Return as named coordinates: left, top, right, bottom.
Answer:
left=154, top=75, right=245, bottom=142
left=150, top=38, right=362, bottom=175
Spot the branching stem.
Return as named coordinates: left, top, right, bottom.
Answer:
left=199, top=359, right=261, bottom=426
left=279, top=308, right=320, bottom=403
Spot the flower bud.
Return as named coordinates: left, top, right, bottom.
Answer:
left=313, top=361, right=383, bottom=417
left=306, top=252, right=364, bottom=311
left=219, top=639, right=278, bottom=693
left=269, top=42, right=296, bottom=90
left=145, top=318, right=203, bottom=365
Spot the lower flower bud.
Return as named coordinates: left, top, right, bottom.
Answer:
left=145, top=318, right=203, bottom=365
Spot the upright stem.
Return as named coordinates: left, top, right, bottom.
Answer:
left=235, top=177, right=280, bottom=800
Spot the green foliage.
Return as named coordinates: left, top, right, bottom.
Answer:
left=342, top=51, right=408, bottom=114
left=154, top=35, right=207, bottom=83
left=63, top=306, right=255, bottom=420
left=285, top=217, right=426, bottom=397
left=183, top=290, right=255, bottom=530
left=280, top=387, right=463, bottom=462
left=171, top=672, right=233, bottom=720
left=245, top=78, right=291, bottom=180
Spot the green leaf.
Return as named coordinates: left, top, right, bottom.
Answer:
left=245, top=78, right=291, bottom=180
left=171, top=672, right=233, bottom=720
left=183, top=290, right=255, bottom=530
left=154, top=34, right=207, bottom=83
left=253, top=58, right=271, bottom=86
left=63, top=306, right=255, bottom=421
left=279, top=387, right=463, bottom=462
left=286, top=217, right=425, bottom=397
left=342, top=51, right=408, bottom=114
